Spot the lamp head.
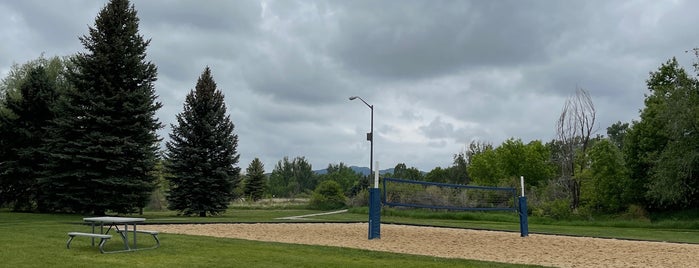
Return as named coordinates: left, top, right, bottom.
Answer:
left=349, top=96, right=358, bottom=100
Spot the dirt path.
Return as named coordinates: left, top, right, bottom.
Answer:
left=148, top=223, right=699, bottom=267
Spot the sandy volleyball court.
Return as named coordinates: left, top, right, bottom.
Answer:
left=148, top=223, right=699, bottom=268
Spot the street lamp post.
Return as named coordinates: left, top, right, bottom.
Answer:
left=349, top=96, right=373, bottom=176
left=349, top=95, right=380, bottom=239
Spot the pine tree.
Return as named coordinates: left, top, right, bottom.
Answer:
left=165, top=67, right=241, bottom=217
left=244, top=158, right=266, bottom=201
left=41, top=0, right=162, bottom=214
left=0, top=66, right=58, bottom=211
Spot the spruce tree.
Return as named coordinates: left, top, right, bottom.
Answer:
left=0, top=66, right=58, bottom=211
left=244, top=158, right=266, bottom=201
left=165, top=67, right=241, bottom=217
left=41, top=0, right=162, bottom=214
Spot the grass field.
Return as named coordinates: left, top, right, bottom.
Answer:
left=2, top=206, right=698, bottom=267
left=0, top=210, right=543, bottom=267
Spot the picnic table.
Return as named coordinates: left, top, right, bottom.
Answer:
left=67, top=216, right=160, bottom=253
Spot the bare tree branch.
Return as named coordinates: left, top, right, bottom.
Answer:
left=555, top=87, right=596, bottom=209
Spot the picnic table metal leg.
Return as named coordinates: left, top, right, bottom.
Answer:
left=91, top=223, right=95, bottom=246
left=122, top=223, right=130, bottom=250
left=133, top=223, right=137, bottom=249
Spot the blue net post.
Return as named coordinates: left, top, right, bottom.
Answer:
left=518, top=196, right=529, bottom=237
left=368, top=187, right=381, bottom=239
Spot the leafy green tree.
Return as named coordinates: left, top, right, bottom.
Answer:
left=244, top=158, right=266, bottom=201
left=607, top=121, right=629, bottom=150
left=518, top=140, right=556, bottom=186
left=583, top=139, right=631, bottom=212
left=468, top=146, right=503, bottom=186
left=425, top=166, right=449, bottom=183
left=0, top=66, right=59, bottom=211
left=41, top=0, right=162, bottom=214
left=468, top=138, right=554, bottom=187
left=0, top=55, right=70, bottom=102
left=424, top=153, right=470, bottom=184
left=308, top=180, right=347, bottom=210
left=624, top=57, right=699, bottom=208
left=320, top=162, right=362, bottom=196
left=267, top=156, right=315, bottom=197
left=391, top=163, right=423, bottom=181
left=165, top=67, right=241, bottom=217
left=644, top=58, right=699, bottom=208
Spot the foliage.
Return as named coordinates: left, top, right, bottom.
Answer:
left=0, top=54, right=70, bottom=101
left=267, top=156, right=315, bottom=198
left=531, top=199, right=572, bottom=220
left=448, top=152, right=470, bottom=184
left=424, top=153, right=470, bottom=184
left=467, top=145, right=502, bottom=185
left=606, top=121, right=629, bottom=150
left=317, top=162, right=362, bottom=196
left=389, top=163, right=424, bottom=180
left=39, top=0, right=162, bottom=215
left=582, top=139, right=631, bottom=213
left=0, top=65, right=60, bottom=211
left=146, top=160, right=169, bottom=211
left=347, top=188, right=369, bottom=207
left=165, top=67, right=240, bottom=217
left=244, top=158, right=266, bottom=201
left=424, top=166, right=449, bottom=183
left=468, top=138, right=555, bottom=187
left=308, top=180, right=347, bottom=210
left=624, top=57, right=699, bottom=209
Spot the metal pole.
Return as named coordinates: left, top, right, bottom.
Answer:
left=370, top=104, right=373, bottom=178
left=349, top=96, right=374, bottom=178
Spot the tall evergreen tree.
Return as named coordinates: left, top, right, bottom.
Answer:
left=244, top=158, right=266, bottom=201
left=165, top=67, right=240, bottom=217
left=0, top=66, right=59, bottom=211
left=41, top=0, right=162, bottom=214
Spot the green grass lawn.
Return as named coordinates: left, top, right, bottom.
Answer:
left=0, top=210, right=544, bottom=268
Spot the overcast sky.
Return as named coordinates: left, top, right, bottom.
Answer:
left=2, top=0, right=699, bottom=172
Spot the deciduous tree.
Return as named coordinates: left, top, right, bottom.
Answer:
left=555, top=88, right=596, bottom=209
left=627, top=57, right=699, bottom=208
left=320, top=162, right=362, bottom=196
left=583, top=139, right=631, bottom=212
left=268, top=156, right=315, bottom=197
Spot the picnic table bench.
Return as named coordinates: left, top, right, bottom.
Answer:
left=115, top=229, right=160, bottom=249
left=66, top=232, right=112, bottom=253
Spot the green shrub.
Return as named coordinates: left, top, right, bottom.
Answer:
left=620, top=204, right=650, bottom=221
left=308, top=180, right=347, bottom=210
left=347, top=188, right=369, bottom=208
left=532, top=199, right=571, bottom=220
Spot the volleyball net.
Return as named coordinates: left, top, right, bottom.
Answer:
left=382, top=178, right=517, bottom=211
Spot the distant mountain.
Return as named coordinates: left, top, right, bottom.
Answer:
left=313, top=166, right=394, bottom=176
